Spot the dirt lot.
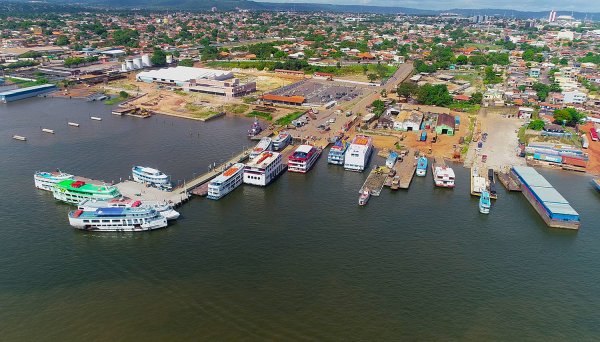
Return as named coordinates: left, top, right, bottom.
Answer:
left=464, top=107, right=525, bottom=171
left=580, top=122, right=600, bottom=175
left=233, top=70, right=297, bottom=93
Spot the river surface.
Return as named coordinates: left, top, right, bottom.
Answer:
left=1, top=98, right=599, bottom=341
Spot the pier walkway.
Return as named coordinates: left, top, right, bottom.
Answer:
left=176, top=147, right=253, bottom=194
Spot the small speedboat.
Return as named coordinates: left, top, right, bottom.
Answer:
left=479, top=190, right=491, bottom=214
left=358, top=189, right=370, bottom=206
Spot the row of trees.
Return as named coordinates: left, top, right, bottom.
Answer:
left=397, top=82, right=482, bottom=107
left=63, top=56, right=98, bottom=67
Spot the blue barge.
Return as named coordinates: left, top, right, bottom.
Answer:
left=512, top=166, right=580, bottom=229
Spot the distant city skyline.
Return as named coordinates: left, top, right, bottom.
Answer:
left=258, top=0, right=600, bottom=12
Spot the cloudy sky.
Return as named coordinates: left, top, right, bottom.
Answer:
left=260, top=0, right=600, bottom=12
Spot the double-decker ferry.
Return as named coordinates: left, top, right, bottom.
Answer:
left=249, top=137, right=272, bottom=159
left=68, top=207, right=167, bottom=232
left=78, top=198, right=180, bottom=220
left=327, top=139, right=349, bottom=165
left=288, top=145, right=321, bottom=173
left=52, top=179, right=121, bottom=204
left=132, top=166, right=172, bottom=190
left=344, top=135, right=373, bottom=172
left=207, top=163, right=245, bottom=200
left=416, top=156, right=428, bottom=176
left=432, top=157, right=455, bottom=188
left=243, top=151, right=285, bottom=186
left=272, top=132, right=291, bottom=151
left=34, top=171, right=75, bottom=191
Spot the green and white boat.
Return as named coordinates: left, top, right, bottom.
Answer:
left=52, top=179, right=121, bottom=205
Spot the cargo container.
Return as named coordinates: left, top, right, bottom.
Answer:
left=420, top=130, right=427, bottom=141
left=533, top=153, right=563, bottom=163
left=562, top=155, right=587, bottom=168
left=582, top=134, right=589, bottom=149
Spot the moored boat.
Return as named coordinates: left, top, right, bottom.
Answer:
left=68, top=122, right=80, bottom=127
left=386, top=151, right=398, bottom=168
left=247, top=118, right=262, bottom=137
left=52, top=179, right=121, bottom=204
left=207, top=163, right=245, bottom=200
left=78, top=198, right=180, bottom=220
left=432, top=157, right=455, bottom=188
left=249, top=137, right=272, bottom=159
left=34, top=170, right=75, bottom=191
left=243, top=151, right=285, bottom=186
left=358, top=189, right=370, bottom=206
left=272, top=131, right=291, bottom=151
left=132, top=166, right=172, bottom=191
left=327, top=139, right=349, bottom=165
left=344, top=135, right=373, bottom=172
left=416, top=156, right=428, bottom=176
left=592, top=178, right=600, bottom=192
left=68, top=207, right=167, bottom=232
left=288, top=144, right=321, bottom=173
left=13, top=135, right=27, bottom=141
left=90, top=116, right=102, bottom=121
left=479, top=190, right=491, bottom=214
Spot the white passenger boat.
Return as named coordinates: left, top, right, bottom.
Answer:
left=288, top=145, right=321, bottom=173
left=68, top=122, right=80, bottom=127
left=34, top=171, right=75, bottom=191
left=243, top=151, right=285, bottom=186
left=479, top=190, right=491, bottom=214
left=68, top=207, right=167, bottom=232
left=78, top=198, right=180, bottom=220
left=41, top=128, right=55, bottom=134
left=432, top=157, right=455, bottom=188
left=344, top=135, right=373, bottom=172
left=207, top=163, right=245, bottom=200
left=272, top=132, right=291, bottom=151
left=358, top=189, right=370, bottom=206
left=249, top=137, right=272, bottom=159
left=52, top=179, right=121, bottom=204
left=132, top=166, right=172, bottom=190
left=90, top=116, right=102, bottom=121
left=327, top=139, right=348, bottom=165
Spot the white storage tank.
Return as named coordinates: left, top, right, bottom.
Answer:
left=141, top=54, right=151, bottom=67
left=125, top=59, right=134, bottom=70
left=133, top=57, right=143, bottom=69
left=166, top=54, right=173, bottom=64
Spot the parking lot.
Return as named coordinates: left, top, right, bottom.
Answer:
left=269, top=79, right=366, bottom=105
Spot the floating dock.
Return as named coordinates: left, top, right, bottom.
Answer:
left=384, top=149, right=418, bottom=190
left=512, top=166, right=580, bottom=229
left=470, top=165, right=498, bottom=199
left=497, top=171, right=521, bottom=192
left=360, top=166, right=389, bottom=196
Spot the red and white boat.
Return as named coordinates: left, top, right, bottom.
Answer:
left=288, top=144, right=321, bottom=173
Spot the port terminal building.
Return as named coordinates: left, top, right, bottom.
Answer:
left=136, top=66, right=256, bottom=97
left=0, top=84, right=57, bottom=103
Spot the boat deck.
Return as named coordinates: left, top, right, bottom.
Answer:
left=383, top=149, right=418, bottom=190
left=360, top=166, right=389, bottom=196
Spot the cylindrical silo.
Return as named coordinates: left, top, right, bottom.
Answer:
left=133, top=57, right=143, bottom=69
left=166, top=55, right=173, bottom=64
left=141, top=54, right=151, bottom=67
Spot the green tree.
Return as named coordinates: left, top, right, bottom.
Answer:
left=527, top=119, right=545, bottom=130
left=55, top=35, right=69, bottom=46
left=119, top=91, right=129, bottom=99
left=455, top=55, right=468, bottom=65
left=178, top=59, right=194, bottom=67
left=150, top=48, right=167, bottom=67
left=417, top=84, right=453, bottom=107
left=518, top=85, right=527, bottom=92
left=371, top=99, right=386, bottom=117
left=469, top=92, right=483, bottom=105
left=367, top=73, right=378, bottom=83
left=397, top=82, right=419, bottom=97
left=553, top=108, right=586, bottom=126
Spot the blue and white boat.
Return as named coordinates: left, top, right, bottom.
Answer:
left=592, top=178, right=600, bottom=192
left=68, top=207, right=168, bottom=232
left=132, top=166, right=172, bottom=190
left=327, top=139, right=349, bottom=165
left=479, top=190, right=491, bottom=214
left=386, top=151, right=398, bottom=168
left=34, top=170, right=75, bottom=191
left=416, top=156, right=428, bottom=176
left=272, top=131, right=291, bottom=151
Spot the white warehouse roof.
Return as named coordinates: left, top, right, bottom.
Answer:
left=137, top=66, right=233, bottom=83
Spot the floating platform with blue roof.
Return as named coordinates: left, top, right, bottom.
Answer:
left=511, top=166, right=580, bottom=229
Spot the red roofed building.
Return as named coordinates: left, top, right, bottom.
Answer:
left=261, top=94, right=305, bottom=106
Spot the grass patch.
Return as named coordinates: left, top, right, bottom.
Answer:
left=185, top=103, right=219, bottom=119
left=246, top=110, right=272, bottom=121
left=224, top=104, right=249, bottom=115
left=174, top=90, right=187, bottom=96
left=104, top=96, right=128, bottom=105
left=275, top=111, right=304, bottom=125
left=243, top=96, right=258, bottom=104
left=7, top=77, right=49, bottom=88
left=449, top=103, right=480, bottom=114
